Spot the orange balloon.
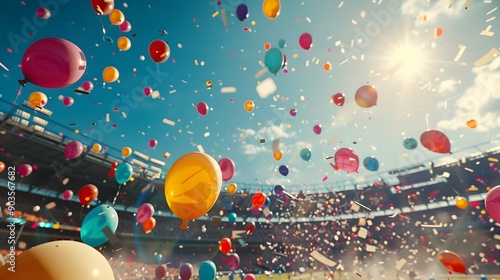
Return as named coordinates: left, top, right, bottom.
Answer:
left=117, top=36, right=131, bottom=51
left=29, top=91, right=48, bottom=108
left=109, top=9, right=124, bottom=25
left=273, top=150, right=283, bottom=161
left=262, top=0, right=281, bottom=19
left=435, top=27, right=443, bottom=37
left=142, top=217, right=156, bottom=233
left=244, top=100, right=254, bottom=112
left=102, top=66, right=119, bottom=83
left=252, top=192, right=267, bottom=208
left=0, top=161, right=5, bottom=173
left=227, top=183, right=237, bottom=195
left=466, top=119, right=477, bottom=128
left=122, top=147, right=132, bottom=157
left=438, top=250, right=466, bottom=274
left=323, top=62, right=332, bottom=71
left=455, top=196, right=468, bottom=210
left=92, top=143, right=102, bottom=153
left=264, top=42, right=271, bottom=50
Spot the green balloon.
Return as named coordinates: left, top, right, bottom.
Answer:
left=265, top=48, right=283, bottom=75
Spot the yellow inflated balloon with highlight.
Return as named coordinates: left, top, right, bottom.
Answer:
left=109, top=9, right=124, bottom=25
left=164, top=152, right=222, bottom=229
left=262, top=0, right=281, bottom=19
left=455, top=196, right=468, bottom=210
left=92, top=143, right=102, bottom=153
left=122, top=147, right=132, bottom=157
left=227, top=183, right=237, bottom=195
left=102, top=66, right=119, bottom=83
left=29, top=91, right=48, bottom=108
left=117, top=36, right=131, bottom=51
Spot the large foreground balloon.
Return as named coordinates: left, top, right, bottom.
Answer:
left=335, top=148, right=359, bottom=173
left=149, top=40, right=170, bottom=63
left=420, top=130, right=451, bottom=154
left=265, top=47, right=283, bottom=75
left=218, top=157, right=235, bottom=181
left=355, top=85, right=377, bottom=108
left=0, top=240, right=114, bottom=279
left=262, top=0, right=281, bottom=19
left=438, top=250, right=466, bottom=274
left=81, top=205, right=119, bottom=247
left=485, top=185, right=500, bottom=223
left=199, top=260, right=217, bottom=280
left=91, top=0, right=115, bottom=15
left=19, top=38, right=87, bottom=88
left=164, top=152, right=222, bottom=229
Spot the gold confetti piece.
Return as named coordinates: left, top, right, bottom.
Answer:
left=474, top=48, right=500, bottom=67
left=221, top=9, right=227, bottom=26
left=488, top=157, right=499, bottom=162
left=212, top=11, right=219, bottom=18
left=480, top=25, right=494, bottom=37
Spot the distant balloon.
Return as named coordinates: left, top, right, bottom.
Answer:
left=78, top=184, right=98, bottom=206
left=64, top=141, right=83, bottom=160
left=245, top=222, right=256, bottom=234
left=117, top=36, right=131, bottom=51
left=274, top=185, right=284, bottom=195
left=313, top=124, right=322, bottom=135
left=136, top=203, right=154, bottom=223
left=278, top=165, right=289, bottom=176
left=82, top=81, right=94, bottom=91
left=466, top=119, right=477, bottom=128
left=80, top=205, right=118, bottom=247
left=278, top=39, right=286, bottom=49
left=155, top=265, right=167, bottom=279
left=227, top=183, right=237, bottom=195
left=227, top=212, right=237, bottom=223
left=227, top=253, right=240, bottom=270
left=363, top=156, right=379, bottom=171
left=355, top=85, right=377, bottom=108
left=403, top=137, right=418, bottom=150
left=18, top=164, right=33, bottom=177
left=0, top=161, right=4, bottom=173
left=143, top=87, right=152, bottom=96
left=92, top=143, right=102, bottom=153
left=252, top=192, right=267, bottom=208
left=289, top=109, right=297, bottom=116
left=264, top=47, right=283, bottom=75
left=485, top=185, right=500, bottom=223
left=236, top=4, right=249, bottom=21
left=179, top=263, right=193, bottom=280
left=420, top=130, right=451, bottom=154
left=102, top=66, right=119, bottom=83
left=142, top=217, right=156, bottom=232
left=438, top=250, right=466, bottom=274
left=119, top=20, right=132, bottom=32
left=62, top=190, right=73, bottom=200
left=121, top=147, right=132, bottom=157
left=262, top=0, right=281, bottom=19
left=149, top=40, right=170, bottom=63
left=109, top=9, right=124, bottom=25
left=115, top=163, right=133, bottom=184
left=455, top=196, right=468, bottom=210
left=335, top=148, right=359, bottom=173
left=149, top=139, right=158, bottom=148
left=218, top=158, right=235, bottom=181
left=244, top=100, right=255, bottom=112
left=300, top=148, right=312, bottom=161
left=219, top=237, right=232, bottom=254
left=199, top=261, right=217, bottom=280
left=298, top=33, right=313, bottom=50
left=36, top=7, right=51, bottom=19
left=244, top=274, right=256, bottom=280
left=155, top=254, right=163, bottom=263
left=273, top=150, right=283, bottom=161
left=333, top=93, right=345, bottom=106
left=91, top=0, right=114, bottom=15
left=196, top=101, right=209, bottom=116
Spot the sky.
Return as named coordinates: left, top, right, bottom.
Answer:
left=1, top=0, right=499, bottom=192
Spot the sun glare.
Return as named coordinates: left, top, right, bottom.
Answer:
left=388, top=44, right=426, bottom=77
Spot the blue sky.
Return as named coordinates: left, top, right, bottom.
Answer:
left=1, top=0, right=499, bottom=191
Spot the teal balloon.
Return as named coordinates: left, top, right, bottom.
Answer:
left=155, top=253, right=163, bottom=263
left=265, top=47, right=283, bottom=75
left=363, top=156, right=379, bottom=171
left=80, top=205, right=119, bottom=247
left=300, top=148, right=311, bottom=161
left=199, top=260, right=217, bottom=280
left=403, top=137, right=418, bottom=150
left=278, top=39, right=286, bottom=49
left=228, top=212, right=237, bottom=223
left=115, top=162, right=133, bottom=184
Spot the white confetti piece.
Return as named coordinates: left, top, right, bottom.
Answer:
left=306, top=17, right=311, bottom=23
left=0, top=62, right=9, bottom=71
left=256, top=78, right=277, bottom=98
left=366, top=244, right=376, bottom=252
left=395, top=258, right=407, bottom=270
left=106, top=113, right=110, bottom=122
left=220, top=87, right=236, bottom=93
left=203, top=132, right=210, bottom=137
left=487, top=7, right=497, bottom=15
left=121, top=111, right=127, bottom=118
left=151, top=90, right=160, bottom=99
left=162, top=118, right=175, bottom=126
left=45, top=202, right=56, bottom=210
left=254, top=67, right=268, bottom=79
left=358, top=227, right=368, bottom=239
left=454, top=45, right=466, bottom=62
left=310, top=250, right=337, bottom=267
left=197, top=145, right=205, bottom=153
left=480, top=25, right=495, bottom=37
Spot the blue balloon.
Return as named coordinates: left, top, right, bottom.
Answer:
left=80, top=205, right=119, bottom=247
left=278, top=165, right=289, bottom=176
left=264, top=48, right=283, bottom=75
left=227, top=212, right=237, bottom=223
left=115, top=162, right=133, bottom=184
left=403, top=137, right=418, bottom=150
left=363, top=156, right=379, bottom=171
left=199, top=260, right=217, bottom=280
left=278, top=39, right=286, bottom=49
left=300, top=148, right=311, bottom=161
left=263, top=197, right=271, bottom=207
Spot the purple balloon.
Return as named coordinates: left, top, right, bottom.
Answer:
left=136, top=203, right=154, bottom=223
left=64, top=141, right=84, bottom=160
left=236, top=4, right=249, bottom=21
left=278, top=165, right=289, bottom=176
left=274, top=185, right=284, bottom=195
left=227, top=253, right=240, bottom=270
left=289, top=109, right=297, bottom=117
left=179, top=263, right=193, bottom=280
left=218, top=158, right=235, bottom=181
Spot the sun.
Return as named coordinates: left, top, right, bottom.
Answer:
left=387, top=44, right=426, bottom=77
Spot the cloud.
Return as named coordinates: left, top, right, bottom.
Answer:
left=241, top=143, right=267, bottom=155
left=438, top=79, right=458, bottom=94
left=437, top=57, right=500, bottom=131
left=401, top=0, right=467, bottom=25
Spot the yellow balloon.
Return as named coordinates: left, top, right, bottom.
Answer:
left=109, top=9, right=124, bottom=25
left=29, top=91, right=48, bottom=108
left=102, top=66, right=119, bottom=83
left=0, top=240, right=114, bottom=280
left=244, top=100, right=254, bottom=112
left=455, top=196, right=468, bottom=210
left=122, top=147, right=132, bottom=157
left=262, top=0, right=281, bottom=19
left=117, top=36, right=131, bottom=51
left=164, top=152, right=222, bottom=229
left=273, top=150, right=283, bottom=161
left=227, top=183, right=237, bottom=195
left=92, top=143, right=102, bottom=153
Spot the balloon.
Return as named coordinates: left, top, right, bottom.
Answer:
left=455, top=196, right=468, bottom=210
left=355, top=85, right=378, bottom=108
left=29, top=91, right=48, bottom=108
left=219, top=237, right=232, bottom=254
left=227, top=183, right=237, bottom=195
left=420, top=130, right=451, bottom=154
left=278, top=165, right=289, bottom=176
left=227, top=212, right=237, bottom=223
left=102, top=66, right=119, bottom=83
left=149, top=39, right=170, bottom=63
left=300, top=148, right=311, bottom=161
left=142, top=217, right=156, bottom=232
left=136, top=203, right=154, bottom=223
left=264, top=47, right=283, bottom=75
left=119, top=20, right=132, bottom=32
left=199, top=261, right=217, bottom=280
left=62, top=96, right=74, bottom=106
left=466, top=119, right=477, bottom=128
left=333, top=93, right=345, bottom=106
left=289, top=108, right=297, bottom=116
left=485, top=185, right=500, bottom=223
left=164, top=152, right=222, bottom=229
left=179, top=263, right=193, bottom=280
left=206, top=80, right=213, bottom=88
left=273, top=150, right=283, bottom=161
left=115, top=163, right=133, bottom=184
left=244, top=274, right=256, bottom=280
left=236, top=4, right=249, bottom=21
left=262, top=0, right=281, bottom=19
left=81, top=205, right=119, bottom=247
left=227, top=253, right=240, bottom=270
left=219, top=158, right=235, bottom=181
left=64, top=140, right=83, bottom=160
left=78, top=184, right=98, bottom=206
left=62, top=190, right=73, bottom=200
left=263, top=197, right=271, bottom=207
left=0, top=240, right=114, bottom=280
left=117, top=36, right=131, bottom=51
left=403, top=137, right=418, bottom=150
left=91, top=0, right=114, bottom=15
left=111, top=162, right=118, bottom=168
left=363, top=156, right=379, bottom=171
left=122, top=147, right=132, bottom=157
left=149, top=139, right=158, bottom=148
left=245, top=222, right=256, bottom=234
left=155, top=265, right=167, bottom=279
left=0, top=161, right=5, bottom=173
left=252, top=192, right=267, bottom=208
left=155, top=253, right=163, bottom=263
left=438, top=250, right=466, bottom=274
left=108, top=168, right=116, bottom=178
left=109, top=9, right=124, bottom=25
left=18, top=164, right=32, bottom=177
left=143, top=86, right=153, bottom=96
left=278, top=39, right=286, bottom=49
left=92, top=143, right=102, bottom=153
left=19, top=38, right=86, bottom=88
left=244, top=100, right=255, bottom=112
left=313, top=124, right=322, bottom=135
left=298, top=33, right=313, bottom=50
left=274, top=185, right=285, bottom=195
left=196, top=101, right=209, bottom=116
left=334, top=148, right=359, bottom=173
left=37, top=7, right=51, bottom=19
left=33, top=205, right=40, bottom=212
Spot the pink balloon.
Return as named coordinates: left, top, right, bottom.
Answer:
left=62, top=190, right=73, bottom=200
left=196, top=102, right=209, bottom=116
left=298, top=33, right=313, bottom=50
left=420, top=130, right=451, bottom=154
left=226, top=253, right=240, bottom=270
left=334, top=148, right=359, bottom=173
left=36, top=7, right=51, bottom=19
left=136, top=203, right=155, bottom=223
left=119, top=20, right=132, bottom=32
left=251, top=207, right=260, bottom=215
left=143, top=87, right=152, bottom=96
left=179, top=263, right=193, bottom=280
left=149, top=139, right=158, bottom=148
left=64, top=141, right=84, bottom=160
left=313, top=124, right=322, bottom=135
left=289, top=109, right=297, bottom=117
left=244, top=274, right=256, bottom=280
left=82, top=81, right=94, bottom=91
left=485, top=185, right=500, bottom=223
left=18, top=164, right=33, bottom=177
left=19, top=38, right=87, bottom=89
left=355, top=85, right=378, bottom=108
left=218, top=158, right=235, bottom=181
left=62, top=96, right=74, bottom=106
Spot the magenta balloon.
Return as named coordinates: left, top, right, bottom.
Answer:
left=196, top=102, right=209, bottom=116
left=82, top=81, right=94, bottom=91
left=62, top=190, right=73, bottom=200
left=64, top=141, right=84, bottom=160
left=298, top=33, right=313, bottom=50
left=227, top=253, right=240, bottom=270
left=36, top=7, right=51, bottom=19
left=136, top=203, right=155, bottom=223
left=20, top=38, right=87, bottom=88
left=18, top=164, right=33, bottom=177
left=149, top=139, right=158, bottom=148
left=485, top=185, right=500, bottom=223
left=119, top=20, right=132, bottom=32
left=313, top=124, right=322, bottom=135
left=218, top=158, right=235, bottom=181
left=62, top=96, right=74, bottom=106
left=155, top=265, right=167, bottom=279
left=334, top=148, right=359, bottom=173
left=244, top=274, right=256, bottom=280
left=143, top=87, right=152, bottom=96
left=179, top=263, right=193, bottom=280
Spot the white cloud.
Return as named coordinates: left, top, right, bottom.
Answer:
left=241, top=143, right=267, bottom=155
left=437, top=57, right=500, bottom=131
left=401, top=0, right=467, bottom=25
left=438, top=79, right=458, bottom=94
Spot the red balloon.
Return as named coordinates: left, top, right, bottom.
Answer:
left=244, top=222, right=256, bottom=234
left=149, top=40, right=170, bottom=63
left=355, top=85, right=377, bottom=108
left=155, top=265, right=167, bottom=279
left=218, top=158, right=235, bottom=181
left=219, top=237, right=232, bottom=254
left=438, top=250, right=466, bottom=274
left=196, top=102, right=209, bottom=116
left=143, top=217, right=156, bottom=232
left=334, top=148, right=359, bottom=173
left=108, top=168, right=116, bottom=178
left=91, top=0, right=115, bottom=15
left=420, top=130, right=451, bottom=154
left=333, top=93, right=345, bottom=106
left=78, top=184, right=98, bottom=206
left=19, top=38, right=87, bottom=89
left=252, top=192, right=267, bottom=208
